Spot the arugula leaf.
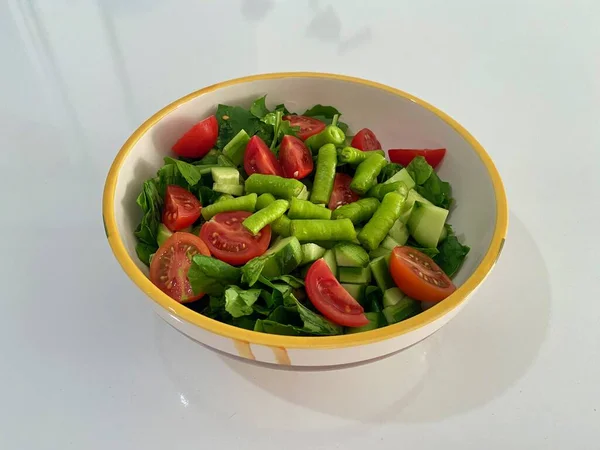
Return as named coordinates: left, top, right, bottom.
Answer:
left=156, top=163, right=190, bottom=195
left=163, top=157, right=204, bottom=186
left=406, top=156, right=433, bottom=185
left=188, top=255, right=241, bottom=296
left=224, top=286, right=262, bottom=318
left=269, top=275, right=305, bottom=288
left=416, top=172, right=453, bottom=209
left=260, top=320, right=302, bottom=335
left=250, top=95, right=270, bottom=118
left=196, top=185, right=221, bottom=207
left=378, top=163, right=403, bottom=183
left=135, top=242, right=156, bottom=266
left=134, top=179, right=162, bottom=251
left=274, top=103, right=291, bottom=115
left=241, top=257, right=267, bottom=287
left=216, top=104, right=271, bottom=149
left=293, top=295, right=342, bottom=335
left=230, top=316, right=257, bottom=330
left=200, top=295, right=227, bottom=319
left=193, top=149, right=221, bottom=166
left=434, top=235, right=470, bottom=277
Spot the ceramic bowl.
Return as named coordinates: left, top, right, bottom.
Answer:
left=103, top=73, right=507, bottom=368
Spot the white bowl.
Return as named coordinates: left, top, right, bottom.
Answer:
left=103, top=73, right=508, bottom=368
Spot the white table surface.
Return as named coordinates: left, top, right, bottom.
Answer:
left=2, top=0, right=599, bottom=448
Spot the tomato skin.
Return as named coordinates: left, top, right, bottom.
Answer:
left=279, top=135, right=314, bottom=179
left=305, top=259, right=369, bottom=327
left=351, top=128, right=382, bottom=151
left=162, top=185, right=202, bottom=231
left=244, top=135, right=283, bottom=176
left=388, top=149, right=446, bottom=168
left=172, top=115, right=218, bottom=158
left=200, top=211, right=271, bottom=265
left=328, top=173, right=360, bottom=210
left=150, top=232, right=211, bottom=303
left=283, top=115, right=326, bottom=141
left=389, top=246, right=456, bottom=303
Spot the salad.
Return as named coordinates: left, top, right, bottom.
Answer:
left=134, top=96, right=470, bottom=336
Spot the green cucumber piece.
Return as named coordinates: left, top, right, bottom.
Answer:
left=211, top=167, right=240, bottom=185
left=297, top=185, right=310, bottom=200
left=381, top=235, right=400, bottom=250
left=399, top=190, right=433, bottom=223
left=344, top=312, right=384, bottom=334
left=222, top=129, right=250, bottom=166
left=407, top=202, right=449, bottom=248
left=341, top=283, right=366, bottom=302
left=301, top=243, right=327, bottom=265
left=334, top=243, right=369, bottom=267
left=156, top=223, right=173, bottom=247
left=382, top=297, right=421, bottom=325
left=213, top=183, right=244, bottom=196
left=388, top=219, right=410, bottom=245
left=383, top=287, right=405, bottom=308
left=369, top=246, right=392, bottom=259
left=383, top=168, right=416, bottom=190
left=323, top=249, right=337, bottom=274
left=261, top=236, right=303, bottom=278
left=338, top=266, right=371, bottom=284
left=369, top=256, right=395, bottom=291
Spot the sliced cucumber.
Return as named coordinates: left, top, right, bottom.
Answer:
left=341, top=283, right=366, bottom=302
left=381, top=235, right=400, bottom=251
left=211, top=167, right=240, bottom=185
left=215, top=194, right=234, bottom=203
left=301, top=243, right=326, bottom=265
left=261, top=236, right=303, bottom=278
left=222, top=129, right=250, bottom=166
left=369, top=256, right=395, bottom=291
left=213, top=183, right=244, bottom=196
left=399, top=189, right=433, bottom=223
left=383, top=168, right=416, bottom=190
left=369, top=246, right=392, bottom=259
left=323, top=249, right=337, bottom=274
left=407, top=201, right=449, bottom=248
left=156, top=223, right=173, bottom=247
left=335, top=243, right=369, bottom=268
left=383, top=287, right=405, bottom=308
left=344, top=312, right=384, bottom=334
left=388, top=219, right=410, bottom=245
left=382, top=297, right=421, bottom=325
left=338, top=266, right=371, bottom=284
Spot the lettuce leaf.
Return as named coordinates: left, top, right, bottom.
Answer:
left=224, top=286, right=262, bottom=318
left=188, top=255, right=241, bottom=296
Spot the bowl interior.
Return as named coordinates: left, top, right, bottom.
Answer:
left=113, top=74, right=497, bottom=296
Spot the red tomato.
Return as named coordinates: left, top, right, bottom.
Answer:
left=305, top=259, right=369, bottom=327
left=150, top=232, right=211, bottom=303
left=388, top=148, right=446, bottom=168
left=172, top=115, right=218, bottom=158
left=283, top=115, right=326, bottom=141
left=351, top=128, right=382, bottom=151
left=279, top=135, right=314, bottom=179
left=389, top=246, right=456, bottom=303
left=328, top=173, right=360, bottom=210
left=162, top=185, right=202, bottom=232
left=200, top=211, right=271, bottom=265
left=244, top=135, right=283, bottom=176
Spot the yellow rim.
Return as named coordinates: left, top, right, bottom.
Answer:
left=102, top=72, right=508, bottom=349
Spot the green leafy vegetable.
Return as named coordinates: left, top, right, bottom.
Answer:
left=363, top=285, right=383, bottom=313
left=250, top=95, right=270, bottom=118
left=274, top=103, right=291, bottom=115
left=294, top=295, right=343, bottom=335
left=196, top=185, right=221, bottom=207
left=406, top=238, right=440, bottom=258
left=193, top=149, right=221, bottom=166
left=215, top=104, right=273, bottom=149
left=302, top=104, right=349, bottom=134
left=135, top=242, right=156, bottom=266
left=188, top=255, right=241, bottom=296
left=156, top=163, right=190, bottom=195
left=378, top=163, right=403, bottom=183
left=164, top=157, right=204, bottom=186
left=416, top=171, right=453, bottom=209
left=224, top=286, right=262, bottom=318
left=434, top=235, right=470, bottom=277
left=134, top=179, right=162, bottom=255
left=257, top=319, right=301, bottom=336
left=268, top=275, right=305, bottom=288
left=406, top=156, right=433, bottom=185
left=241, top=257, right=267, bottom=287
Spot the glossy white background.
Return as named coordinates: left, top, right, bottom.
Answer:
left=1, top=0, right=598, bottom=449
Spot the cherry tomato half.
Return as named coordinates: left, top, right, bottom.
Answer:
left=150, top=232, right=211, bottom=303
left=389, top=246, right=456, bottom=303
left=283, top=115, right=326, bottom=141
left=305, top=259, right=369, bottom=327
left=279, top=135, right=314, bottom=179
left=351, top=128, right=382, bottom=151
left=172, top=115, right=218, bottom=158
left=244, top=135, right=283, bottom=176
left=200, top=211, right=271, bottom=265
left=327, top=173, right=360, bottom=210
left=388, top=148, right=446, bottom=169
left=162, top=185, right=202, bottom=232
